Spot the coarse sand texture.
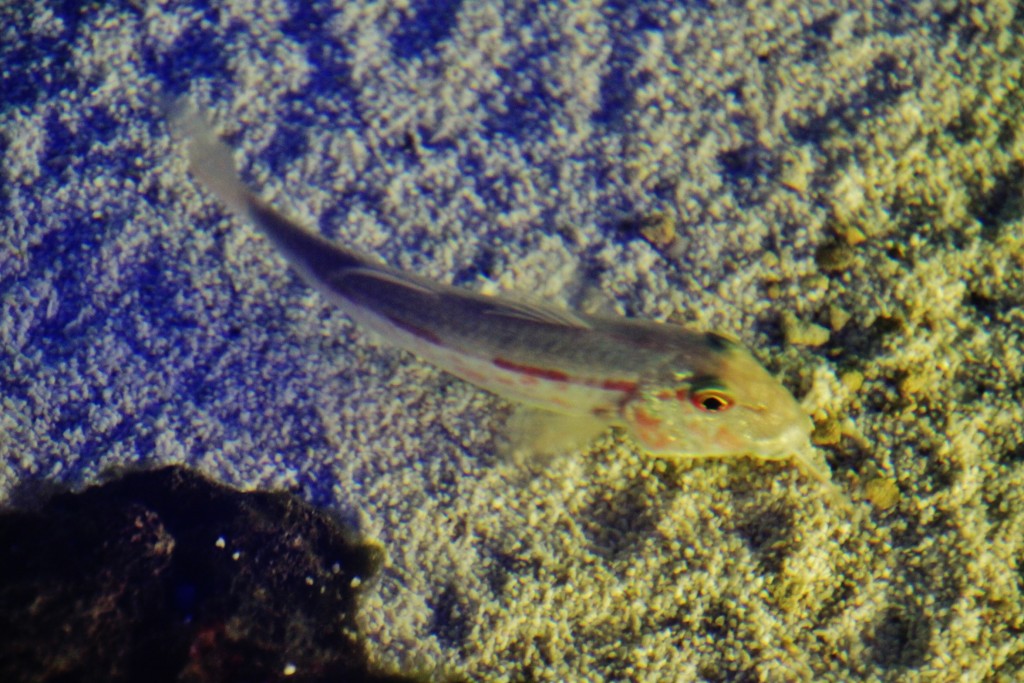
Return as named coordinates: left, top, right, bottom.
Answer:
left=2, top=1, right=1023, bottom=681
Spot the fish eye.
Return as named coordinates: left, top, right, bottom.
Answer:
left=691, top=388, right=733, bottom=412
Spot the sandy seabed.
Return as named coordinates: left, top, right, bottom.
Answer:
left=2, top=1, right=1024, bottom=681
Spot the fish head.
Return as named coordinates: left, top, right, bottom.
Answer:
left=620, top=338, right=813, bottom=462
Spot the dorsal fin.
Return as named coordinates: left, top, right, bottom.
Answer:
left=480, top=297, right=592, bottom=329
left=329, top=264, right=592, bottom=329
left=329, top=266, right=439, bottom=298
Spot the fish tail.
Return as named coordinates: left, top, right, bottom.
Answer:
left=165, top=98, right=252, bottom=216
left=166, top=97, right=372, bottom=293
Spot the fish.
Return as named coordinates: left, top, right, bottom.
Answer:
left=168, top=101, right=851, bottom=510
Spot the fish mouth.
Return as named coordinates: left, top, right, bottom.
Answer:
left=753, top=422, right=814, bottom=462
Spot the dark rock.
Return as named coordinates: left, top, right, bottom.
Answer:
left=0, top=466, right=419, bottom=683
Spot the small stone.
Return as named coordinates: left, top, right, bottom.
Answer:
left=636, top=212, right=676, bottom=247
left=780, top=148, right=812, bottom=193
left=840, top=369, right=865, bottom=392
left=781, top=312, right=831, bottom=347
left=816, top=242, right=856, bottom=273
left=864, top=477, right=900, bottom=510
left=899, top=371, right=928, bottom=396
left=844, top=226, right=867, bottom=246
left=802, top=273, right=829, bottom=293
left=811, top=416, right=842, bottom=446
left=829, top=305, right=852, bottom=332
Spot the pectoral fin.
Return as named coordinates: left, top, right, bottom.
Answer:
left=501, top=406, right=610, bottom=465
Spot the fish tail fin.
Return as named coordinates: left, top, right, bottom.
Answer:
left=165, top=97, right=252, bottom=216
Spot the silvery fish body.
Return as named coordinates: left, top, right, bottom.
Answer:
left=171, top=105, right=847, bottom=507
